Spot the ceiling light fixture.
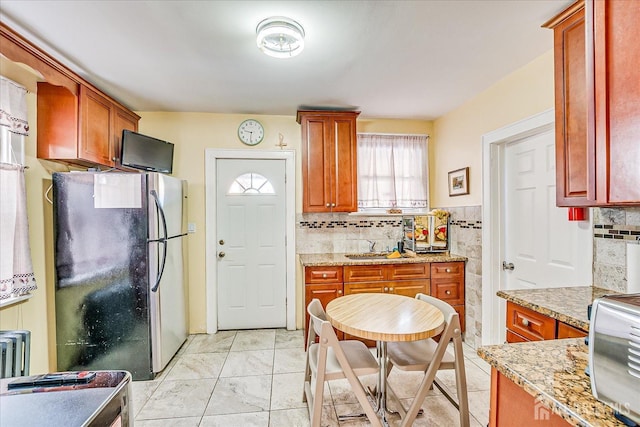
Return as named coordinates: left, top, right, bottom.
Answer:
left=256, top=16, right=305, bottom=59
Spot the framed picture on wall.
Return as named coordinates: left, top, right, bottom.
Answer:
left=448, top=167, right=469, bottom=196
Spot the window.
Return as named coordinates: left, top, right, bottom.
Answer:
left=228, top=173, right=275, bottom=194
left=357, top=133, right=429, bottom=212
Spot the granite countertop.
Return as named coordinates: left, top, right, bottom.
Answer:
left=497, top=286, right=617, bottom=331
left=298, top=252, right=467, bottom=267
left=478, top=339, right=626, bottom=427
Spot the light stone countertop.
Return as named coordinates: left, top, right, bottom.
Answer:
left=298, top=252, right=467, bottom=266
left=497, top=286, right=618, bottom=331
left=478, top=339, right=626, bottom=427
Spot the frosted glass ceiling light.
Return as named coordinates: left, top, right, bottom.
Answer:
left=256, top=16, right=305, bottom=59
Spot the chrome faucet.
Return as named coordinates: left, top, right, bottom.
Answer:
left=367, top=240, right=376, bottom=252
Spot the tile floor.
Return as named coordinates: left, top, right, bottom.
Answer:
left=132, top=329, right=491, bottom=426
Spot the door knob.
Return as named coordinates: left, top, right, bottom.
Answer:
left=219, top=239, right=225, bottom=245
left=502, top=261, right=515, bottom=271
left=218, top=251, right=226, bottom=258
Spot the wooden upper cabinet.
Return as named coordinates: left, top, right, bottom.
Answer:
left=590, top=0, right=640, bottom=204
left=544, top=0, right=640, bottom=206
left=38, top=82, right=139, bottom=169
left=297, top=110, right=360, bottom=212
left=544, top=2, right=591, bottom=206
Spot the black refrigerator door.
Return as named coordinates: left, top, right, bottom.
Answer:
left=53, top=172, right=154, bottom=380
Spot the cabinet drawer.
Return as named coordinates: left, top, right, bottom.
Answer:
left=387, top=280, right=429, bottom=297
left=305, top=266, right=343, bottom=284
left=431, top=279, right=464, bottom=305
left=344, top=265, right=386, bottom=282
left=557, top=321, right=587, bottom=339
left=388, top=263, right=430, bottom=280
left=506, top=302, right=556, bottom=341
left=506, top=330, right=529, bottom=343
left=431, top=262, right=464, bottom=278
left=344, top=282, right=386, bottom=294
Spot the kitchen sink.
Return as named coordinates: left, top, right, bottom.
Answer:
left=345, top=252, right=395, bottom=260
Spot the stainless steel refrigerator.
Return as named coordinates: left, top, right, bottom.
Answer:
left=52, top=171, right=188, bottom=380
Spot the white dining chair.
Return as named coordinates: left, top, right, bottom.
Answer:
left=386, top=293, right=470, bottom=427
left=303, top=299, right=382, bottom=427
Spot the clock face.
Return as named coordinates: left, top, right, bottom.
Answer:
left=238, top=119, right=264, bottom=146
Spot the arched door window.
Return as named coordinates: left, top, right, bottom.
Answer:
left=228, top=173, right=275, bottom=194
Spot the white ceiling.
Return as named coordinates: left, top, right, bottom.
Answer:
left=0, top=0, right=572, bottom=120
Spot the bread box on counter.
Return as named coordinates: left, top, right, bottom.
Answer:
left=589, top=293, right=640, bottom=425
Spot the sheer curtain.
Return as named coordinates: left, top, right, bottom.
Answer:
left=357, top=133, right=429, bottom=210
left=0, top=76, right=37, bottom=301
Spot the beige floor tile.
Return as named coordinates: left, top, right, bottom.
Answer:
left=134, top=417, right=201, bottom=427
left=269, top=407, right=312, bottom=427
left=186, top=331, right=236, bottom=353
left=164, top=352, right=228, bottom=380
left=274, top=347, right=307, bottom=373
left=204, top=375, right=272, bottom=415
left=231, top=330, right=276, bottom=351
left=130, top=379, right=161, bottom=418
left=468, top=389, right=491, bottom=426
left=276, top=329, right=305, bottom=349
left=220, top=349, right=274, bottom=377
left=136, top=378, right=216, bottom=420
left=271, top=372, right=308, bottom=410
left=200, top=412, right=269, bottom=427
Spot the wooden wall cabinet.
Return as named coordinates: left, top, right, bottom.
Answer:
left=431, top=262, right=466, bottom=332
left=544, top=0, right=640, bottom=207
left=37, top=82, right=139, bottom=169
left=505, top=301, right=587, bottom=343
left=297, top=110, right=360, bottom=213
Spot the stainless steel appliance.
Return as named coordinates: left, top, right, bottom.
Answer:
left=53, top=172, right=188, bottom=380
left=0, top=370, right=132, bottom=426
left=589, top=293, right=640, bottom=425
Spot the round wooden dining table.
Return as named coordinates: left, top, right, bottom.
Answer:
left=326, top=293, right=445, bottom=426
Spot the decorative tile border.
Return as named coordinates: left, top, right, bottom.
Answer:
left=298, top=219, right=402, bottom=230
left=593, top=224, right=640, bottom=241
left=450, top=219, right=482, bottom=230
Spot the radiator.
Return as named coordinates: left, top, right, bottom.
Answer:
left=0, top=330, right=30, bottom=378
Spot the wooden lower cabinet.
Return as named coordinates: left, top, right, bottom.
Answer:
left=304, top=260, right=466, bottom=347
left=490, top=369, right=570, bottom=427
left=505, top=301, right=588, bottom=343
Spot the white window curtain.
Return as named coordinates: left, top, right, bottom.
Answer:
left=0, top=76, right=36, bottom=301
left=0, top=76, right=28, bottom=165
left=357, top=133, right=429, bottom=210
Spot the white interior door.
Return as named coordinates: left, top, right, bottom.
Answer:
left=216, top=159, right=286, bottom=329
left=503, top=129, right=592, bottom=289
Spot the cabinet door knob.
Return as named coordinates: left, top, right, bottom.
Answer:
left=384, top=287, right=389, bottom=292
left=338, top=290, right=343, bottom=295
left=389, top=287, right=394, bottom=292
left=331, top=203, right=336, bottom=207
left=326, top=203, right=330, bottom=207
left=445, top=268, right=451, bottom=273
left=522, top=319, right=530, bottom=327
left=322, top=273, right=327, bottom=278
left=445, top=290, right=451, bottom=295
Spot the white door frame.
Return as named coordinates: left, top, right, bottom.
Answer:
left=205, top=149, right=296, bottom=333
left=481, top=109, right=555, bottom=345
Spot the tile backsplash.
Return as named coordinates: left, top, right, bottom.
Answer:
left=592, top=207, right=640, bottom=293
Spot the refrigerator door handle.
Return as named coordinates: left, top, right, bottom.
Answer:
left=149, top=190, right=169, bottom=292
left=151, top=240, right=167, bottom=293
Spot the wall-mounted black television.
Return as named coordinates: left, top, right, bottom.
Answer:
left=120, top=130, right=174, bottom=174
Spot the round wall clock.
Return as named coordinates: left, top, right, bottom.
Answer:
left=238, top=119, right=264, bottom=146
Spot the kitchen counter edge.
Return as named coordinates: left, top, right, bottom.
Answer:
left=298, top=252, right=467, bottom=267
left=478, top=339, right=625, bottom=427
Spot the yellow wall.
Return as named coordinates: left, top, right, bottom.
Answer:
left=430, top=49, right=555, bottom=207
left=137, top=113, right=432, bottom=333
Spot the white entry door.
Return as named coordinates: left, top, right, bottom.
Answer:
left=216, top=159, right=287, bottom=329
left=503, top=129, right=591, bottom=289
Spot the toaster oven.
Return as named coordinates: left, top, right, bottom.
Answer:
left=589, top=293, right=640, bottom=425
